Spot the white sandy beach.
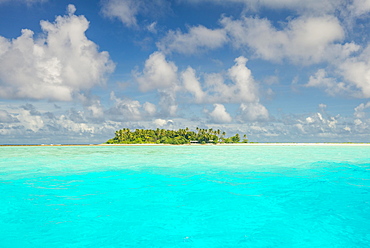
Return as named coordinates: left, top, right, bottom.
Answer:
left=99, top=143, right=370, bottom=146
left=2, top=143, right=370, bottom=147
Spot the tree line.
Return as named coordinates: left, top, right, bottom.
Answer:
left=106, top=127, right=248, bottom=144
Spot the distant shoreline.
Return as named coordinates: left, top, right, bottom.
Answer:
left=1, top=143, right=370, bottom=147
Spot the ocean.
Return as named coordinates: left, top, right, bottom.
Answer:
left=1, top=145, right=370, bottom=247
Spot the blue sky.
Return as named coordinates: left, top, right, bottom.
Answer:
left=1, top=0, right=370, bottom=144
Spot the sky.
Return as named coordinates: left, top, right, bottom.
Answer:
left=1, top=0, right=370, bottom=144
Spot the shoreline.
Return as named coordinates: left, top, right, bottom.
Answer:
left=1, top=143, right=370, bottom=147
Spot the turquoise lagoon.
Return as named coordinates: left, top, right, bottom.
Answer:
left=1, top=145, right=370, bottom=247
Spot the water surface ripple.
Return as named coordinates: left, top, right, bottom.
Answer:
left=1, top=146, right=370, bottom=247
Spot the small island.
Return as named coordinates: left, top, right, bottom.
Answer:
left=106, top=128, right=248, bottom=145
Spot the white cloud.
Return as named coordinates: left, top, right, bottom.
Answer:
left=305, top=41, right=370, bottom=99
left=354, top=102, right=370, bottom=118
left=107, top=93, right=161, bottom=121
left=57, top=115, right=96, bottom=134
left=198, top=56, right=261, bottom=103
left=158, top=89, right=178, bottom=116
left=147, top=22, right=157, bottom=33
left=221, top=15, right=351, bottom=64
left=2, top=101, right=370, bottom=144
left=108, top=92, right=143, bottom=121
left=78, top=93, right=105, bottom=120
left=134, top=53, right=268, bottom=119
left=295, top=123, right=305, bottom=133
left=143, top=102, right=156, bottom=116
left=354, top=119, right=363, bottom=125
left=306, top=116, right=315, bottom=124
left=67, top=3, right=76, bottom=14
left=181, top=67, right=205, bottom=103
left=239, top=102, right=269, bottom=121
left=101, top=0, right=139, bottom=27
left=348, top=0, right=370, bottom=17
left=0, top=110, right=17, bottom=123
left=88, top=104, right=104, bottom=119
left=203, top=73, right=228, bottom=101
left=135, top=53, right=267, bottom=117
left=306, top=69, right=351, bottom=96
left=153, top=118, right=167, bottom=126
left=303, top=112, right=338, bottom=129
left=17, top=109, right=45, bottom=132
left=227, top=56, right=259, bottom=102
left=209, top=104, right=232, bottom=123
left=337, top=45, right=370, bottom=98
left=134, top=52, right=179, bottom=116
left=157, top=25, right=228, bottom=54
left=101, top=0, right=170, bottom=28
left=0, top=102, right=124, bottom=144
left=135, top=51, right=178, bottom=92
left=319, top=104, right=327, bottom=109
left=153, top=118, right=173, bottom=127
left=0, top=5, right=115, bottom=101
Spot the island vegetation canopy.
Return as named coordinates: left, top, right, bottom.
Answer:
left=106, top=128, right=248, bottom=144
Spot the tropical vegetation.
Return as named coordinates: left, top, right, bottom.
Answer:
left=106, top=127, right=248, bottom=144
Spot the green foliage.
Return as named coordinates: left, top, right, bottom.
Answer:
left=105, top=128, right=248, bottom=145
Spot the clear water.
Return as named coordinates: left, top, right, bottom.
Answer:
left=1, top=145, right=370, bottom=247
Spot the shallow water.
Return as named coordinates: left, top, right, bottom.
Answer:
left=1, top=145, right=370, bottom=247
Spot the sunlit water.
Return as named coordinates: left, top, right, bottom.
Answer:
left=1, top=145, right=370, bottom=247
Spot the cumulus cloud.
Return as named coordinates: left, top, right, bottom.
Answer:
left=2, top=101, right=370, bottom=144
left=158, top=89, right=178, bottom=116
left=135, top=51, right=178, bottom=92
left=108, top=92, right=143, bottom=121
left=348, top=0, right=370, bottom=17
left=157, top=25, right=228, bottom=54
left=153, top=118, right=173, bottom=127
left=239, top=102, right=269, bottom=121
left=337, top=45, right=370, bottom=98
left=78, top=93, right=105, bottom=120
left=188, top=56, right=260, bottom=103
left=107, top=93, right=160, bottom=121
left=150, top=1, right=367, bottom=105
left=208, top=104, right=232, bottom=123
left=134, top=51, right=179, bottom=116
left=306, top=69, right=352, bottom=96
left=0, top=103, right=166, bottom=144
left=181, top=67, right=205, bottom=103
left=143, top=102, right=157, bottom=116
left=17, top=108, right=45, bottom=132
left=227, top=56, right=259, bottom=102
left=0, top=5, right=115, bottom=101
left=221, top=15, right=351, bottom=64
left=307, top=44, right=370, bottom=98
left=134, top=53, right=269, bottom=119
